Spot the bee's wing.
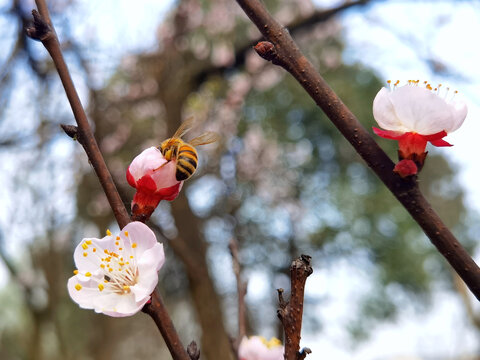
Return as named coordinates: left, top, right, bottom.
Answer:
left=189, top=132, right=220, bottom=146
left=171, top=116, right=195, bottom=139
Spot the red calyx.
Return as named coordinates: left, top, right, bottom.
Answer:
left=394, top=159, right=418, bottom=178
left=373, top=127, right=451, bottom=172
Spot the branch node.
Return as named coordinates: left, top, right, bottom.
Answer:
left=298, top=347, right=312, bottom=360
left=60, top=124, right=79, bottom=140
left=26, top=10, right=54, bottom=42
left=254, top=41, right=280, bottom=64
left=295, top=254, right=313, bottom=277
left=187, top=341, right=200, bottom=360
left=277, top=288, right=286, bottom=307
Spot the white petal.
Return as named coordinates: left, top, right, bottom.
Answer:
left=131, top=273, right=157, bottom=302
left=389, top=85, right=454, bottom=134
left=149, top=160, right=179, bottom=189
left=373, top=87, right=407, bottom=132
left=264, top=347, right=284, bottom=360
left=120, top=222, right=158, bottom=258
left=137, top=243, right=165, bottom=272
left=129, top=147, right=167, bottom=181
left=67, top=276, right=100, bottom=309
left=73, top=236, right=116, bottom=273
left=446, top=100, right=468, bottom=132
left=94, top=292, right=145, bottom=317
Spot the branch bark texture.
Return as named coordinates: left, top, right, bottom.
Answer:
left=278, top=255, right=313, bottom=360
left=142, top=290, right=191, bottom=360
left=236, top=0, right=480, bottom=300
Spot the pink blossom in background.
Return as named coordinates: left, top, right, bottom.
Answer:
left=238, top=336, right=284, bottom=360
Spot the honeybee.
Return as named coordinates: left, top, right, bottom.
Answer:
left=157, top=117, right=219, bottom=181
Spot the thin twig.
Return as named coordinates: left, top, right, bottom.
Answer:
left=235, top=0, right=480, bottom=301
left=142, top=289, right=191, bottom=360
left=277, top=255, right=313, bottom=360
left=27, top=2, right=191, bottom=359
left=229, top=238, right=248, bottom=353
left=195, top=0, right=371, bottom=83
left=27, top=2, right=130, bottom=229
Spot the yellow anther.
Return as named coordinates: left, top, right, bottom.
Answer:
left=104, top=280, right=108, bottom=283
left=123, top=285, right=130, bottom=291
left=132, top=243, right=137, bottom=249
left=106, top=229, right=112, bottom=236
left=124, top=231, right=129, bottom=236
left=75, top=284, right=82, bottom=291
left=98, top=283, right=105, bottom=291
left=93, top=248, right=97, bottom=252
left=83, top=252, right=88, bottom=257
left=126, top=262, right=130, bottom=265
left=86, top=240, right=92, bottom=245
left=119, top=247, right=123, bottom=250
left=108, top=268, right=113, bottom=272
left=119, top=262, right=125, bottom=266
left=115, top=241, right=119, bottom=246
left=130, top=255, right=134, bottom=259
left=73, top=270, right=79, bottom=275
left=266, top=337, right=282, bottom=348
left=85, top=272, right=92, bottom=277
left=82, top=243, right=88, bottom=250
left=116, top=236, right=120, bottom=240
left=387, top=80, right=391, bottom=84
left=100, top=264, right=105, bottom=269
left=104, top=249, right=109, bottom=254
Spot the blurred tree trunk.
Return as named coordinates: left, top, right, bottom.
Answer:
left=162, top=87, right=234, bottom=359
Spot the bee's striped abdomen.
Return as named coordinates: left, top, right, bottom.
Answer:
left=176, top=145, right=198, bottom=181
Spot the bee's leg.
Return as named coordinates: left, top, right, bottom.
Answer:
left=153, top=161, right=171, bottom=171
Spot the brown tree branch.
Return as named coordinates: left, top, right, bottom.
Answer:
left=26, top=4, right=130, bottom=229
left=277, top=255, right=313, bottom=360
left=142, top=289, right=191, bottom=360
left=235, top=0, right=480, bottom=300
left=27, top=2, right=191, bottom=359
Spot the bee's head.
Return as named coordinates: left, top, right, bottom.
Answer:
left=159, top=139, right=179, bottom=160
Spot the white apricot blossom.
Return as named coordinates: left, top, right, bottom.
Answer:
left=67, top=221, right=164, bottom=317
left=373, top=80, right=467, bottom=136
left=238, top=336, right=284, bottom=360
left=372, top=80, right=467, bottom=176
